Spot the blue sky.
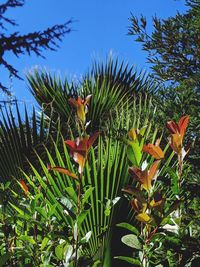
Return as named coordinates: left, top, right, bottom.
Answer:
left=1, top=0, right=187, bottom=106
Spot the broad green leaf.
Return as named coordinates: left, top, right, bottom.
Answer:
left=65, top=187, right=77, bottom=204
left=116, top=222, right=139, bottom=235
left=55, top=244, right=64, bottom=260
left=64, top=245, right=73, bottom=266
left=91, top=260, right=101, bottom=267
left=77, top=210, right=89, bottom=226
left=114, top=256, right=140, bottom=265
left=19, top=235, right=36, bottom=245
left=60, top=197, right=73, bottom=210
left=131, top=141, right=142, bottom=166
left=127, top=140, right=142, bottom=167
left=73, top=222, right=78, bottom=241
left=81, top=231, right=92, bottom=243
left=82, top=187, right=94, bottom=206
left=127, top=145, right=137, bottom=166
left=41, top=237, right=50, bottom=250
left=121, top=234, right=141, bottom=249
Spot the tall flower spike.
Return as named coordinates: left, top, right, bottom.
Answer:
left=69, top=95, right=92, bottom=124
left=166, top=115, right=189, bottom=154
left=65, top=132, right=100, bottom=174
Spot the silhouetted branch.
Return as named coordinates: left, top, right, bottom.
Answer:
left=0, top=0, right=73, bottom=94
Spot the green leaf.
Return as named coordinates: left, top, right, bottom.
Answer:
left=41, top=237, right=50, bottom=250
left=116, top=222, right=139, bottom=235
left=121, top=234, right=141, bottom=249
left=65, top=187, right=77, bottom=203
left=127, top=145, right=137, bottom=166
left=55, top=244, right=64, bottom=260
left=77, top=210, right=89, bottom=226
left=127, top=140, right=142, bottom=167
left=64, top=245, right=73, bottom=265
left=82, top=187, right=94, bottom=206
left=81, top=231, right=92, bottom=243
left=60, top=197, right=73, bottom=210
left=19, top=235, right=36, bottom=245
left=35, top=207, right=48, bottom=219
left=114, top=256, right=140, bottom=265
left=73, top=222, right=78, bottom=241
left=131, top=141, right=142, bottom=166
left=91, top=260, right=101, bottom=267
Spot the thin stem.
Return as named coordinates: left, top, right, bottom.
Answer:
left=177, top=152, right=183, bottom=265
left=73, top=173, right=82, bottom=267
left=178, top=153, right=183, bottom=189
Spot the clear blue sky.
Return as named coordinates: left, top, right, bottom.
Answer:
left=1, top=0, right=187, bottom=106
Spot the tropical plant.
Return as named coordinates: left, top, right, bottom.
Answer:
left=0, top=86, right=159, bottom=266
left=0, top=103, right=55, bottom=183
left=115, top=116, right=195, bottom=266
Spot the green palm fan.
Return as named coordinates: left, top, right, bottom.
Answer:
left=0, top=103, right=53, bottom=183
left=9, top=95, right=158, bottom=265
left=26, top=59, right=158, bottom=134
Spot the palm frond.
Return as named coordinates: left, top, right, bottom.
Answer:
left=0, top=103, right=53, bottom=182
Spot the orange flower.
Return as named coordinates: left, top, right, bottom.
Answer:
left=65, top=132, right=100, bottom=174
left=69, top=95, right=92, bottom=123
left=129, top=160, right=160, bottom=191
left=166, top=115, right=189, bottom=154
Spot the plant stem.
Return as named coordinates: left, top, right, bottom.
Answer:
left=178, top=153, right=183, bottom=189
left=74, top=174, right=82, bottom=267
left=177, top=153, right=183, bottom=265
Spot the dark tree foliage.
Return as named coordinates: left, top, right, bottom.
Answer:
left=128, top=0, right=200, bottom=84
left=0, top=0, right=72, bottom=94
left=129, top=2, right=200, bottom=264
left=128, top=0, right=200, bottom=178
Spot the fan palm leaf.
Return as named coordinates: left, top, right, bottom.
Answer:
left=0, top=103, right=53, bottom=183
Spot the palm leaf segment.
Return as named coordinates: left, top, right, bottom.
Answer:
left=0, top=103, right=53, bottom=182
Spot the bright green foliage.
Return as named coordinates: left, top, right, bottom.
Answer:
left=0, top=104, right=53, bottom=183
left=0, top=56, right=199, bottom=266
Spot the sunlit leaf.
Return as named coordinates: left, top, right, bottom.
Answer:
left=116, top=222, right=139, bottom=235
left=121, top=234, right=141, bottom=249
left=129, top=160, right=160, bottom=191
left=19, top=179, right=29, bottom=195
left=48, top=165, right=78, bottom=180
left=143, top=143, right=164, bottom=159
left=135, top=213, right=151, bottom=223
left=114, top=256, right=140, bottom=265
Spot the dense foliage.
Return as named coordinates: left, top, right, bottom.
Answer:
left=0, top=59, right=199, bottom=266
left=0, top=0, right=199, bottom=266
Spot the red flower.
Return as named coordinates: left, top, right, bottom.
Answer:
left=65, top=132, right=100, bottom=174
